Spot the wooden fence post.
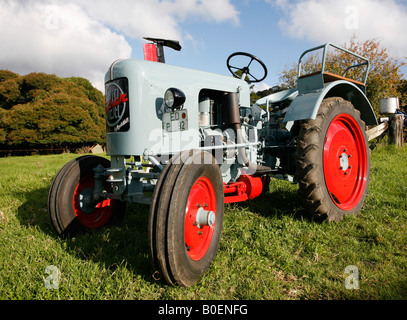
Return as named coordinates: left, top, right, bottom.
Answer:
left=388, top=114, right=404, bottom=147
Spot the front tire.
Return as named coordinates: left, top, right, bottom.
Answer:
left=48, top=156, right=125, bottom=235
left=149, top=150, right=224, bottom=287
left=295, top=97, right=370, bottom=221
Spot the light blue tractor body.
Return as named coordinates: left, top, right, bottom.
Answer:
left=105, top=59, right=251, bottom=157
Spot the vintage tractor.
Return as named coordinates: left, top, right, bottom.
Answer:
left=48, top=39, right=377, bottom=287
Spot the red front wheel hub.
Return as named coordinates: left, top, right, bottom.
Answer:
left=73, top=175, right=114, bottom=229
left=184, top=176, right=216, bottom=261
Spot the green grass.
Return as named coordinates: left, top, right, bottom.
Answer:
left=1, top=145, right=407, bottom=300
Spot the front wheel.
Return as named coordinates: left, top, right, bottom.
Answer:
left=295, top=97, right=370, bottom=221
left=149, top=150, right=224, bottom=287
left=48, top=155, right=125, bottom=235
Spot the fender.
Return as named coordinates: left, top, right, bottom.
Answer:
left=283, top=80, right=378, bottom=126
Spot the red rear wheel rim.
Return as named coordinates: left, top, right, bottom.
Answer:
left=184, top=176, right=216, bottom=261
left=323, top=113, right=368, bottom=211
left=73, top=175, right=114, bottom=229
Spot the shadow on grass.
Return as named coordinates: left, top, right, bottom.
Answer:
left=232, top=181, right=313, bottom=222
left=16, top=187, right=157, bottom=284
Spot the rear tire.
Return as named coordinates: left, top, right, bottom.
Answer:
left=295, top=97, right=370, bottom=221
left=149, top=150, right=224, bottom=286
left=48, top=156, right=125, bottom=235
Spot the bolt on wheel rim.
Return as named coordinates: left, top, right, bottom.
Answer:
left=323, top=114, right=368, bottom=211
left=184, top=176, right=216, bottom=261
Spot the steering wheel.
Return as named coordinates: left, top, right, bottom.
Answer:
left=227, top=52, right=268, bottom=83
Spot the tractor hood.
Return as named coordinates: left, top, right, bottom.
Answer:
left=104, top=59, right=251, bottom=156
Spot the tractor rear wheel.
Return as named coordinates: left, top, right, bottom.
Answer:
left=149, top=150, right=224, bottom=287
left=48, top=155, right=125, bottom=235
left=295, top=97, right=370, bottom=221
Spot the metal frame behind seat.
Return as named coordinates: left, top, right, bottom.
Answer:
left=297, top=43, right=370, bottom=84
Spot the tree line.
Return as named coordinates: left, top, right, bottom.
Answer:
left=0, top=70, right=106, bottom=156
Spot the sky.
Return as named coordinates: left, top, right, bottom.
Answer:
left=0, top=0, right=406, bottom=92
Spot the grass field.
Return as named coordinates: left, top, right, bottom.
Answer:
left=0, top=144, right=406, bottom=300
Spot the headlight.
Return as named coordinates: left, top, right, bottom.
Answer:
left=164, top=88, right=186, bottom=110
left=164, top=89, right=175, bottom=108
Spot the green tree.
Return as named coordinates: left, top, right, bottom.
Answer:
left=0, top=71, right=106, bottom=154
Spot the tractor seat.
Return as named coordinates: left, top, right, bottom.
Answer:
left=299, top=71, right=365, bottom=87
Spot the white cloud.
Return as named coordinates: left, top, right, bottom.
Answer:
left=76, top=0, right=239, bottom=40
left=168, top=0, right=240, bottom=25
left=0, top=0, right=239, bottom=91
left=252, top=82, right=272, bottom=92
left=270, top=0, right=407, bottom=58
left=0, top=0, right=132, bottom=91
